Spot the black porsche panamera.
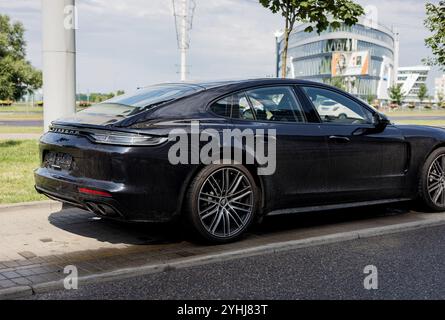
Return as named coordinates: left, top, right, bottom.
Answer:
left=35, top=79, right=445, bottom=242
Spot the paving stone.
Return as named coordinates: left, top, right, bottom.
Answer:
left=18, top=251, right=37, bottom=260
left=28, top=266, right=51, bottom=275
left=11, top=277, right=32, bottom=286
left=0, top=279, right=15, bottom=288
left=26, top=275, right=49, bottom=284
left=2, top=271, right=21, bottom=279
left=16, top=268, right=35, bottom=277
left=2, top=261, right=20, bottom=268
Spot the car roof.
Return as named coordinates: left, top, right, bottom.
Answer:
left=156, top=78, right=321, bottom=91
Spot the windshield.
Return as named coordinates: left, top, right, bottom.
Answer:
left=78, top=84, right=202, bottom=117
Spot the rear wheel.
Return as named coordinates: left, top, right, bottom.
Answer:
left=185, top=165, right=259, bottom=243
left=419, top=147, right=445, bottom=211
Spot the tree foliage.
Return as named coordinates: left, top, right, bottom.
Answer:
left=417, top=84, right=428, bottom=104
left=260, top=0, right=364, bottom=77
left=0, top=14, right=42, bottom=100
left=77, top=91, right=125, bottom=103
left=424, top=1, right=445, bottom=70
left=388, top=84, right=404, bottom=105
left=437, top=91, right=444, bottom=107
left=324, top=76, right=346, bottom=91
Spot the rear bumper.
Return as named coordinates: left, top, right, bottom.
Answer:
left=34, top=131, right=199, bottom=222
left=34, top=168, right=128, bottom=220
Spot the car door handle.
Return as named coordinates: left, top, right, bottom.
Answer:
left=329, top=135, right=351, bottom=144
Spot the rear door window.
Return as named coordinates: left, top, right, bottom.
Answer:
left=245, top=86, right=306, bottom=123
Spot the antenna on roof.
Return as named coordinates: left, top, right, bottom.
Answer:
left=172, top=0, right=196, bottom=82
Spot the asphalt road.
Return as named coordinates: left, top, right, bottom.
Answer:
left=0, top=120, right=43, bottom=127
left=29, top=224, right=445, bottom=300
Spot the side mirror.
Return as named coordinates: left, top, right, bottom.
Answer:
left=373, top=113, right=391, bottom=130
left=353, top=113, right=390, bottom=136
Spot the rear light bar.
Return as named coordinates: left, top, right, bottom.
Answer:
left=49, top=125, right=168, bottom=146
left=78, top=187, right=112, bottom=198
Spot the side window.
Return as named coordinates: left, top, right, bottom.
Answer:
left=232, top=93, right=255, bottom=120
left=302, top=87, right=373, bottom=125
left=210, top=96, right=231, bottom=117
left=245, top=86, right=306, bottom=123
left=210, top=93, right=254, bottom=120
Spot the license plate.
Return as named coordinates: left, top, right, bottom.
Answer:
left=44, top=152, right=73, bottom=171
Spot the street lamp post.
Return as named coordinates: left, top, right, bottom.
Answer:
left=42, top=0, right=76, bottom=131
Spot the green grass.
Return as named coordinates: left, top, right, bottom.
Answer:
left=0, top=105, right=43, bottom=113
left=394, top=120, right=445, bottom=126
left=0, top=139, right=46, bottom=204
left=0, top=126, right=43, bottom=134
left=383, top=109, right=445, bottom=117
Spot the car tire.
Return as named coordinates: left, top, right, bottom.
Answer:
left=185, top=165, right=260, bottom=243
left=419, top=147, right=445, bottom=211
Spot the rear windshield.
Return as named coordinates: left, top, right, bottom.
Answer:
left=78, top=84, right=202, bottom=117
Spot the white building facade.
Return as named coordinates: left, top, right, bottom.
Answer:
left=397, top=66, right=431, bottom=104
left=277, top=17, right=399, bottom=101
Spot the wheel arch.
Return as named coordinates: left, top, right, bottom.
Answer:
left=175, top=149, right=267, bottom=219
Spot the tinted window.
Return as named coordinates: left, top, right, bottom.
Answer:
left=210, top=96, right=232, bottom=117
left=302, top=87, right=373, bottom=125
left=105, top=84, right=200, bottom=108
left=232, top=93, right=255, bottom=120
left=79, top=84, right=201, bottom=118
left=245, top=86, right=306, bottom=123
left=211, top=93, right=255, bottom=120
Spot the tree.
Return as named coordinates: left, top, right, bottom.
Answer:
left=365, top=94, right=377, bottom=105
left=324, top=76, right=345, bottom=91
left=260, top=0, right=364, bottom=78
left=423, top=1, right=445, bottom=70
left=438, top=91, right=444, bottom=107
left=0, top=14, right=42, bottom=100
left=418, top=84, right=428, bottom=106
left=388, top=84, right=404, bottom=106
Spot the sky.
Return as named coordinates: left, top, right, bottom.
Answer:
left=0, top=0, right=442, bottom=94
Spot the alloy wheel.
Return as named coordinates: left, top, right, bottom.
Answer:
left=197, top=167, right=254, bottom=238
left=427, top=154, right=445, bottom=206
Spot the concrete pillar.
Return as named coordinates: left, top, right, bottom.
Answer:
left=42, top=0, right=76, bottom=131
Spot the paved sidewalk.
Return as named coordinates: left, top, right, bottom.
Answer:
left=0, top=201, right=444, bottom=296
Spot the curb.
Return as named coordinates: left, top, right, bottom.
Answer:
left=2, top=215, right=445, bottom=299
left=0, top=286, right=33, bottom=300
left=0, top=200, right=61, bottom=213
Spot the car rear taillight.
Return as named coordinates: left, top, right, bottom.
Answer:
left=78, top=187, right=112, bottom=198
left=87, top=132, right=168, bottom=146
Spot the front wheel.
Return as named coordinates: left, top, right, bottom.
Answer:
left=185, top=165, right=260, bottom=243
left=419, top=147, right=445, bottom=211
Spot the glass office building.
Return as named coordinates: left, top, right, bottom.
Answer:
left=278, top=18, right=398, bottom=101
